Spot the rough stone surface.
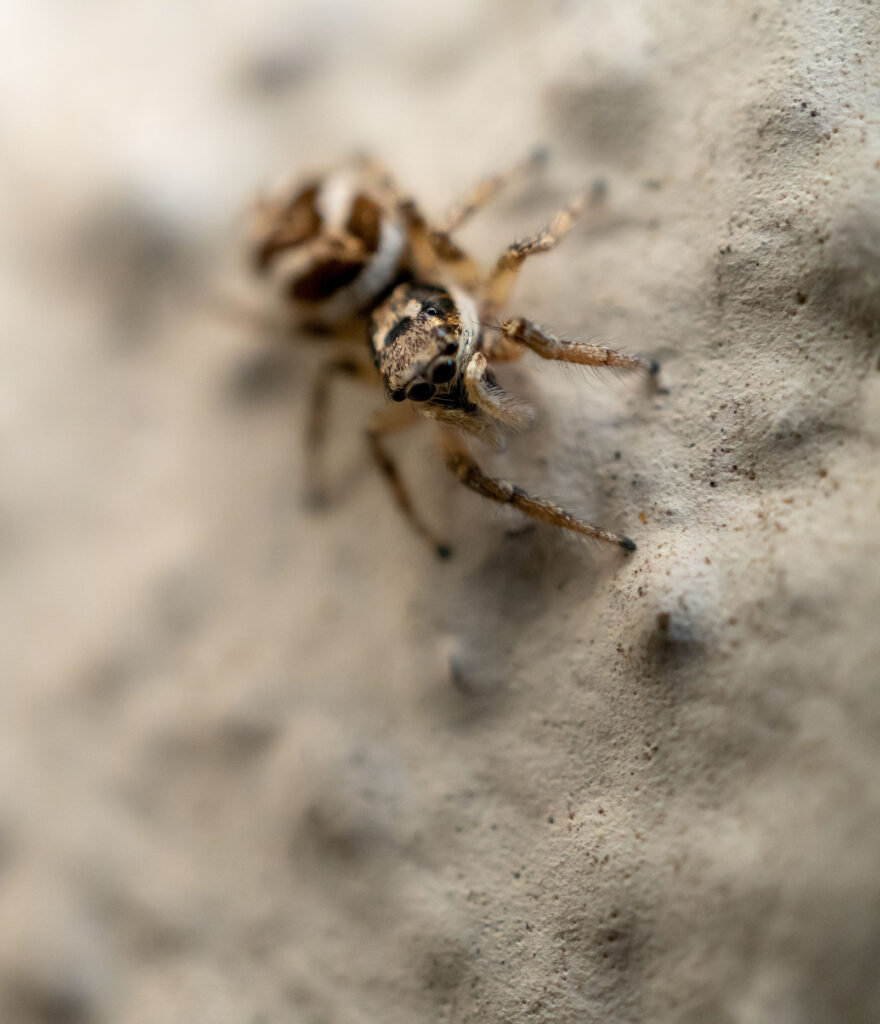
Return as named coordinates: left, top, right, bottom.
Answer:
left=1, top=2, right=879, bottom=1022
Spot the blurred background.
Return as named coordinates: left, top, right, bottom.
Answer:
left=1, top=2, right=879, bottom=1022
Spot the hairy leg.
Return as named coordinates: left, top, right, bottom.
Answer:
left=440, top=431, right=636, bottom=550
left=406, top=148, right=549, bottom=286
left=437, top=146, right=549, bottom=234
left=497, top=317, right=659, bottom=374
left=484, top=192, right=588, bottom=314
left=398, top=198, right=481, bottom=291
left=305, top=354, right=378, bottom=503
left=368, top=405, right=452, bottom=559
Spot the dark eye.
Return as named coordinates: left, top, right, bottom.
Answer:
left=423, top=305, right=440, bottom=318
left=444, top=340, right=458, bottom=355
left=406, top=381, right=435, bottom=403
left=430, top=359, right=456, bottom=384
left=390, top=389, right=407, bottom=402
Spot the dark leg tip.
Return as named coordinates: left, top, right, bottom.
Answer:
left=436, top=544, right=454, bottom=560
left=620, top=537, right=637, bottom=552
left=648, top=359, right=661, bottom=376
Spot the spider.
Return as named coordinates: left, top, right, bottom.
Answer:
left=247, top=151, right=657, bottom=558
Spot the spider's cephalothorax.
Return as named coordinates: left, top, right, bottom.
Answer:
left=249, top=153, right=658, bottom=555
left=369, top=283, right=478, bottom=405
left=368, top=281, right=528, bottom=450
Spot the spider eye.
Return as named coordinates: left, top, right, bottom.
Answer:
left=444, top=340, right=458, bottom=355
left=430, top=359, right=456, bottom=384
left=406, top=381, right=435, bottom=403
left=423, top=305, right=440, bottom=318
left=390, top=389, right=407, bottom=402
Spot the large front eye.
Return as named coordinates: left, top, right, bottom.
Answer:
left=406, top=381, right=435, bottom=402
left=430, top=359, right=456, bottom=384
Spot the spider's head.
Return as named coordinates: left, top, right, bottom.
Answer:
left=369, top=283, right=479, bottom=405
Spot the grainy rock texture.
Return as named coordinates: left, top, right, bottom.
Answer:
left=1, top=2, right=879, bottom=1022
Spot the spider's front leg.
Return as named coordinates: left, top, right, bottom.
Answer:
left=439, top=430, right=636, bottom=551
left=494, top=317, right=659, bottom=375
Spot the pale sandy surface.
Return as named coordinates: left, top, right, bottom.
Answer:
left=1, top=2, right=879, bottom=1022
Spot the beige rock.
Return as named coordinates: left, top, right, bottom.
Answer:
left=0, top=1, right=878, bottom=1022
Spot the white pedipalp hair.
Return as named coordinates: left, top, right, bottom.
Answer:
left=447, top=284, right=480, bottom=358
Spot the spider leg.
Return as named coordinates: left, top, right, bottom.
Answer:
left=437, top=146, right=548, bottom=234
left=397, top=149, right=548, bottom=287
left=398, top=198, right=481, bottom=291
left=497, top=317, right=659, bottom=374
left=484, top=192, right=588, bottom=314
left=305, top=353, right=378, bottom=504
left=440, top=430, right=636, bottom=550
left=207, top=287, right=300, bottom=336
left=368, top=404, right=453, bottom=559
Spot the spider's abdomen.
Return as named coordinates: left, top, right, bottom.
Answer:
left=248, top=164, right=408, bottom=326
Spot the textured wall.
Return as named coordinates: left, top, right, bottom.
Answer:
left=1, top=2, right=879, bottom=1022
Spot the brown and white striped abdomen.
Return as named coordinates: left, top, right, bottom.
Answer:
left=248, top=164, right=408, bottom=326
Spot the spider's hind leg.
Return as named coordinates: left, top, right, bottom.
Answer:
left=398, top=148, right=549, bottom=291
left=437, top=146, right=549, bottom=234
left=398, top=198, right=481, bottom=291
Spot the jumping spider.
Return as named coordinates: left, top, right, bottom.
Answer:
left=247, top=151, right=657, bottom=557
